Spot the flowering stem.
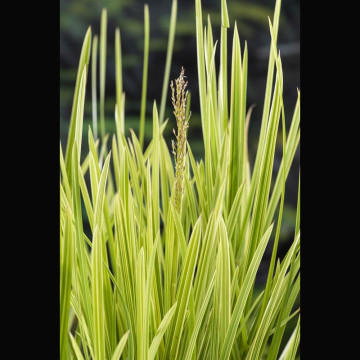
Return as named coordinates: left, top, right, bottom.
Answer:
left=171, top=67, right=191, bottom=214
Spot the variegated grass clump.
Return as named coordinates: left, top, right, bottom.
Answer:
left=60, top=0, right=300, bottom=359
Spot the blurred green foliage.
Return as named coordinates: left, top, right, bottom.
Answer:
left=60, top=0, right=299, bottom=141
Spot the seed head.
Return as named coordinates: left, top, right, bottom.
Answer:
left=171, top=67, right=191, bottom=213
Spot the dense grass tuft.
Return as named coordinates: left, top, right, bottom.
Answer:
left=60, top=0, right=300, bottom=359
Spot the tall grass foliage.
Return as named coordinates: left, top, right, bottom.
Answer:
left=60, top=0, right=300, bottom=359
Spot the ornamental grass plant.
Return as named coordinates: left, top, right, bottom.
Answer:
left=60, top=0, right=300, bottom=359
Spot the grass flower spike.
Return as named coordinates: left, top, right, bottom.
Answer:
left=171, top=67, right=190, bottom=214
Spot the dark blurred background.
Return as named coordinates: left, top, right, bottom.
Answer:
left=60, top=0, right=300, bottom=266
